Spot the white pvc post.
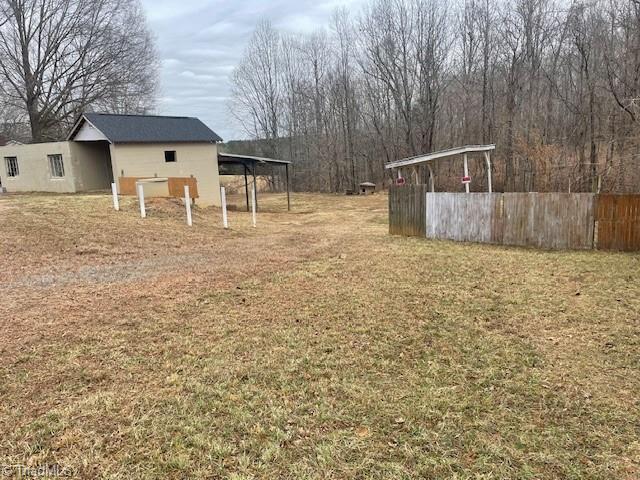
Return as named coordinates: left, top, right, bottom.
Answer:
left=111, top=182, right=119, bottom=211
left=184, top=185, right=192, bottom=226
left=221, top=186, right=228, bottom=229
left=251, top=186, right=257, bottom=228
left=137, top=183, right=146, bottom=218
left=463, top=153, right=470, bottom=194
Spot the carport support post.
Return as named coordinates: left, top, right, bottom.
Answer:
left=244, top=164, right=250, bottom=212
left=252, top=164, right=258, bottom=212
left=137, top=183, right=146, bottom=218
left=427, top=165, right=435, bottom=192
left=111, top=182, right=119, bottom=211
left=484, top=151, right=493, bottom=193
left=463, top=153, right=470, bottom=194
left=285, top=163, right=290, bottom=211
left=251, top=186, right=257, bottom=228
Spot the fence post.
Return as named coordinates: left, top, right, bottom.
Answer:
left=137, top=183, right=146, bottom=218
left=251, top=186, right=257, bottom=228
left=184, top=185, right=192, bottom=226
left=463, top=153, right=470, bottom=194
left=425, top=190, right=428, bottom=238
left=111, top=182, right=119, bottom=211
left=592, top=194, right=598, bottom=250
left=221, top=186, right=228, bottom=229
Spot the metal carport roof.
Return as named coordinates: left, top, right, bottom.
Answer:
left=218, top=153, right=291, bottom=211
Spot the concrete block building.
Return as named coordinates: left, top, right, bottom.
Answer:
left=0, top=113, right=223, bottom=206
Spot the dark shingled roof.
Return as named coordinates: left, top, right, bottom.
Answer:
left=70, top=113, right=223, bottom=143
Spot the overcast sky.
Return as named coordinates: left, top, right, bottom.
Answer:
left=140, top=0, right=367, bottom=141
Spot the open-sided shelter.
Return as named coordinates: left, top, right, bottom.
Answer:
left=385, top=144, right=496, bottom=193
left=218, top=153, right=291, bottom=211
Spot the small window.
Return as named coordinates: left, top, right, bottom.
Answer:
left=48, top=154, right=65, bottom=178
left=5, top=157, right=18, bottom=177
left=165, top=151, right=176, bottom=163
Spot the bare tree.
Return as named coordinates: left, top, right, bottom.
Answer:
left=359, top=0, right=419, bottom=157
left=231, top=20, right=283, bottom=157
left=332, top=7, right=358, bottom=190
left=0, top=0, right=158, bottom=142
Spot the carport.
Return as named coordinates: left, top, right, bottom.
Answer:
left=217, top=153, right=291, bottom=211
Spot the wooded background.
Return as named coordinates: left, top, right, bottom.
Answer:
left=2, top=0, right=639, bottom=195
left=230, top=0, right=640, bottom=193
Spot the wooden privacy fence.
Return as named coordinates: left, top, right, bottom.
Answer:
left=389, top=185, right=428, bottom=236
left=425, top=193, right=503, bottom=244
left=596, top=194, right=640, bottom=251
left=389, top=187, right=640, bottom=251
left=500, top=193, right=595, bottom=250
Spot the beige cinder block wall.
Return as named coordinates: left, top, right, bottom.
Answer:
left=109, top=142, right=221, bottom=206
left=0, top=142, right=77, bottom=193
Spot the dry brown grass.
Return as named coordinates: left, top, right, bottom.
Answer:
left=0, top=191, right=638, bottom=479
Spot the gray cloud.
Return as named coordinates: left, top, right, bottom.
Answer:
left=141, top=0, right=366, bottom=140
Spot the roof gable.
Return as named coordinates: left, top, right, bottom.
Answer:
left=68, top=113, right=223, bottom=144
left=74, top=121, right=109, bottom=141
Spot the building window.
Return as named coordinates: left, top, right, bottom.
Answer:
left=5, top=157, right=18, bottom=177
left=165, top=151, right=176, bottom=163
left=48, top=154, right=65, bottom=178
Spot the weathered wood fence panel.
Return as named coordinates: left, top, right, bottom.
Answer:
left=502, top=193, right=595, bottom=250
left=425, top=193, right=502, bottom=243
left=118, top=177, right=141, bottom=196
left=168, top=177, right=199, bottom=199
left=596, top=194, right=640, bottom=251
left=390, top=189, right=615, bottom=250
left=389, top=185, right=428, bottom=236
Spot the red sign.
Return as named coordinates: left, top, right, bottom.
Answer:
left=395, top=177, right=406, bottom=186
left=462, top=176, right=471, bottom=184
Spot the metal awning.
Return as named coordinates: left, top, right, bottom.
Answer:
left=384, top=144, right=495, bottom=193
left=219, top=152, right=291, bottom=167
left=385, top=145, right=495, bottom=169
left=217, top=153, right=291, bottom=211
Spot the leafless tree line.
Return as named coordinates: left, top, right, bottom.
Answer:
left=231, top=0, right=640, bottom=193
left=0, top=0, right=158, bottom=142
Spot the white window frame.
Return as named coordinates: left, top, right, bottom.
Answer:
left=4, top=156, right=19, bottom=177
left=48, top=154, right=65, bottom=178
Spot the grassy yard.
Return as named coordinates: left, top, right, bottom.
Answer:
left=0, top=192, right=638, bottom=479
